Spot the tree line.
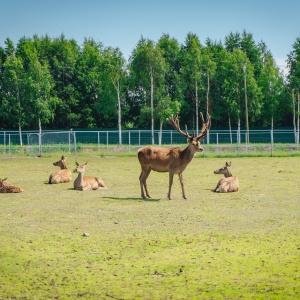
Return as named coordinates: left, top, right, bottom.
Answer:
left=0, top=31, right=299, bottom=144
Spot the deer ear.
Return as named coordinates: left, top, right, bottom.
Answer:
left=61, top=155, right=65, bottom=160
left=3, top=177, right=7, bottom=181
left=84, top=162, right=88, bottom=165
left=225, top=161, right=229, bottom=167
left=75, top=162, right=79, bottom=166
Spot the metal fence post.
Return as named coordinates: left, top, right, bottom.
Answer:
left=170, top=130, right=173, bottom=145
left=270, top=129, right=273, bottom=157
left=98, top=131, right=100, bottom=150
left=138, top=130, right=141, bottom=146
left=216, top=133, right=219, bottom=145
left=68, top=130, right=71, bottom=152
left=8, top=134, right=11, bottom=155
left=128, top=130, right=131, bottom=151
left=106, top=131, right=109, bottom=150
left=4, top=131, right=6, bottom=153
left=73, top=131, right=77, bottom=153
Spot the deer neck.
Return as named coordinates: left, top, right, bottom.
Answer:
left=61, top=162, right=67, bottom=170
left=77, top=172, right=85, bottom=185
left=224, top=169, right=232, bottom=178
left=182, top=144, right=197, bottom=163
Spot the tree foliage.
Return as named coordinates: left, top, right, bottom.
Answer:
left=0, top=32, right=298, bottom=131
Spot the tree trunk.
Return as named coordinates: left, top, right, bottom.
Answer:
left=243, top=65, right=249, bottom=144
left=195, top=79, right=199, bottom=135
left=159, top=120, right=163, bottom=146
left=206, top=72, right=210, bottom=144
left=116, top=80, right=122, bottom=145
left=297, top=91, right=300, bottom=145
left=292, top=90, right=297, bottom=143
left=150, top=69, right=154, bottom=144
left=18, top=120, right=23, bottom=147
left=228, top=114, right=232, bottom=144
left=38, top=117, right=42, bottom=156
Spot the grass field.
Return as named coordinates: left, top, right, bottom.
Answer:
left=0, top=153, right=299, bottom=299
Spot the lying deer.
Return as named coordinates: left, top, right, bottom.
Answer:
left=73, top=162, right=106, bottom=191
left=138, top=113, right=211, bottom=200
left=48, top=155, right=72, bottom=184
left=0, top=178, right=24, bottom=193
left=213, top=161, right=239, bottom=193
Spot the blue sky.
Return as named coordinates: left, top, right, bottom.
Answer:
left=1, top=0, right=299, bottom=70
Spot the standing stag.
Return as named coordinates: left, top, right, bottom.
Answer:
left=138, top=113, right=211, bottom=199
left=48, top=155, right=72, bottom=184
left=213, top=161, right=239, bottom=192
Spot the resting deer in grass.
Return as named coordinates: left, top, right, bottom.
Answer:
left=73, top=162, right=106, bottom=191
left=138, top=113, right=211, bottom=200
left=0, top=178, right=24, bottom=193
left=213, top=161, right=239, bottom=193
left=48, top=155, right=72, bottom=184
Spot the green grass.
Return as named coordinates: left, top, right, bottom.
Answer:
left=0, top=153, right=299, bottom=299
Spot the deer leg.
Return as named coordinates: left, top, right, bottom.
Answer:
left=167, top=173, right=174, bottom=200
left=143, top=168, right=151, bottom=198
left=139, top=170, right=146, bottom=199
left=178, top=173, right=187, bottom=199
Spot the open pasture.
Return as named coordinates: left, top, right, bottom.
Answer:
left=0, top=154, right=299, bottom=299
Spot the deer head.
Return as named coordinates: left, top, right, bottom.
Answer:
left=169, top=112, right=211, bottom=152
left=53, top=155, right=67, bottom=169
left=0, top=178, right=8, bottom=187
left=73, top=162, right=88, bottom=174
left=214, top=161, right=232, bottom=177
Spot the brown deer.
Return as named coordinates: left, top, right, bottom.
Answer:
left=138, top=113, right=211, bottom=200
left=0, top=178, right=24, bottom=193
left=48, top=155, right=72, bottom=184
left=213, top=161, right=239, bottom=193
left=73, top=162, right=106, bottom=191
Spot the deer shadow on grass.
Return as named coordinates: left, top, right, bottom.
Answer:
left=102, top=196, right=161, bottom=202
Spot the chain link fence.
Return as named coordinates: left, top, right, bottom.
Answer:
left=0, top=129, right=299, bottom=156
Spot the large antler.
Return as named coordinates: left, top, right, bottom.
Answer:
left=196, top=112, right=211, bottom=141
left=169, top=115, right=192, bottom=138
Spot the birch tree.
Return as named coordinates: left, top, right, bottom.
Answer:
left=103, top=47, right=126, bottom=144
left=130, top=38, right=165, bottom=144
left=181, top=33, right=202, bottom=133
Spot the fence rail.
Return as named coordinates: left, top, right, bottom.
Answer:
left=0, top=129, right=299, bottom=155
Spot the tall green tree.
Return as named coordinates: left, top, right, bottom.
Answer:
left=1, top=55, right=26, bottom=144
left=287, top=37, right=300, bottom=143
left=223, top=49, right=262, bottom=142
left=25, top=57, right=59, bottom=153
left=259, top=54, right=284, bottom=141
left=102, top=47, right=126, bottom=143
left=156, top=96, right=181, bottom=145
left=75, top=39, right=103, bottom=128
left=157, top=34, right=182, bottom=100
left=181, top=33, right=202, bottom=133
left=130, top=38, right=165, bottom=143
